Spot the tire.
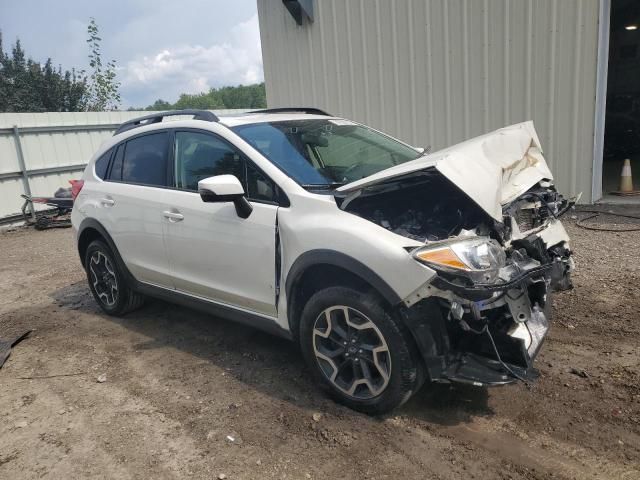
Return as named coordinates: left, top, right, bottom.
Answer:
left=299, top=286, right=423, bottom=415
left=34, top=216, right=51, bottom=230
left=84, top=239, right=144, bottom=316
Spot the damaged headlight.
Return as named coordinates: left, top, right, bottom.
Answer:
left=414, top=238, right=506, bottom=282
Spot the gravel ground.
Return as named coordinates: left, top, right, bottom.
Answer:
left=0, top=215, right=638, bottom=480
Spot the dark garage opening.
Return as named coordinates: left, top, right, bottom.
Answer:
left=603, top=0, right=640, bottom=195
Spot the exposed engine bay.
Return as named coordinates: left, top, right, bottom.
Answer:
left=340, top=171, right=574, bottom=293
left=340, top=172, right=572, bottom=246
left=339, top=173, right=491, bottom=242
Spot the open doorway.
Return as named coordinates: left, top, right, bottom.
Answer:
left=602, top=0, right=640, bottom=196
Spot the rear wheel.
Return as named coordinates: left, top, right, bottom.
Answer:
left=299, top=286, right=423, bottom=414
left=85, top=240, right=144, bottom=315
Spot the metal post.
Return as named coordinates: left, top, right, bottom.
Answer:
left=12, top=125, right=36, bottom=221
left=591, top=0, right=611, bottom=203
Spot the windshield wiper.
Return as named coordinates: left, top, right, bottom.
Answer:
left=302, top=182, right=345, bottom=190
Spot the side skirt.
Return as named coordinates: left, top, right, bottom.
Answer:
left=135, top=282, right=293, bottom=341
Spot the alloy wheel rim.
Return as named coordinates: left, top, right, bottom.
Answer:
left=312, top=305, right=391, bottom=399
left=89, top=251, right=118, bottom=307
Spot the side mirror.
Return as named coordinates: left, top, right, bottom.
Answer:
left=198, top=175, right=253, bottom=219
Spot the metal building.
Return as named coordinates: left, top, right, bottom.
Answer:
left=257, top=0, right=639, bottom=204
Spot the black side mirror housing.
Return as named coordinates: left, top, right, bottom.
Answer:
left=198, top=175, right=253, bottom=219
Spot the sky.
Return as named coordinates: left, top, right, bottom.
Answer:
left=0, top=0, right=263, bottom=107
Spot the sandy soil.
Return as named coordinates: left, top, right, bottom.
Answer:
left=0, top=217, right=638, bottom=480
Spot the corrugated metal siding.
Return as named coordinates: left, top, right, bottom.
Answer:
left=0, top=109, right=249, bottom=219
left=257, top=0, right=601, bottom=202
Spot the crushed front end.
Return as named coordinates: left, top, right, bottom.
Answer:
left=336, top=121, right=577, bottom=387
left=399, top=183, right=575, bottom=386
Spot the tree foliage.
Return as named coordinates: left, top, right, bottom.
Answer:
left=0, top=32, right=87, bottom=112
left=141, top=83, right=267, bottom=111
left=0, top=18, right=122, bottom=112
left=84, top=18, right=121, bottom=111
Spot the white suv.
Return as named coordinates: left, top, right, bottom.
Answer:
left=72, top=108, right=575, bottom=414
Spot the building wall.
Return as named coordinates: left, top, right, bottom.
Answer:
left=257, top=0, right=601, bottom=202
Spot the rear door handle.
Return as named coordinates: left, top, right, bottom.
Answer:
left=163, top=210, right=184, bottom=222
left=100, top=197, right=115, bottom=207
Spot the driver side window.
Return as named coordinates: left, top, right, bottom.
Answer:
left=174, top=131, right=243, bottom=191
left=174, top=130, right=279, bottom=204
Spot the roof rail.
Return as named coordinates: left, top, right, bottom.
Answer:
left=114, top=109, right=219, bottom=135
left=249, top=107, right=332, bottom=116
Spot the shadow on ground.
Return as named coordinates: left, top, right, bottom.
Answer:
left=47, top=280, right=492, bottom=426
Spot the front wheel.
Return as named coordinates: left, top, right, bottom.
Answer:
left=299, top=286, right=423, bottom=414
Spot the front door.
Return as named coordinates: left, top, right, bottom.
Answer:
left=162, top=129, right=281, bottom=317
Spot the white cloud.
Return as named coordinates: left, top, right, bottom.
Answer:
left=121, top=13, right=263, bottom=106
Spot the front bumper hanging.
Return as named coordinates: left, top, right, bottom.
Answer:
left=402, top=264, right=555, bottom=387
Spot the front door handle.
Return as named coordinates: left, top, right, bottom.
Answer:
left=100, top=197, right=115, bottom=207
left=163, top=210, right=184, bottom=222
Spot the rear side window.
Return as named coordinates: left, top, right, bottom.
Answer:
left=94, top=150, right=111, bottom=179
left=121, top=132, right=170, bottom=186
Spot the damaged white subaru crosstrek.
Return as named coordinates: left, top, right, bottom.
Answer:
left=72, top=108, right=575, bottom=414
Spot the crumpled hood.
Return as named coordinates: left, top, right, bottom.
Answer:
left=337, top=121, right=553, bottom=221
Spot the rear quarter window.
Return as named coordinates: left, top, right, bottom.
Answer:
left=107, top=144, right=125, bottom=181
left=94, top=149, right=112, bottom=179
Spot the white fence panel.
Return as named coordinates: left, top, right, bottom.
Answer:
left=0, top=110, right=250, bottom=220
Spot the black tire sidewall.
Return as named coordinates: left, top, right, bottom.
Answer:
left=84, top=240, right=129, bottom=315
left=299, top=286, right=420, bottom=414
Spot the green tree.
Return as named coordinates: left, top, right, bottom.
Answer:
left=7, top=40, right=31, bottom=111
left=62, top=68, right=87, bottom=111
left=217, top=83, right=266, bottom=109
left=173, top=91, right=224, bottom=110
left=0, top=32, right=6, bottom=111
left=145, top=99, right=172, bottom=111
left=84, top=18, right=120, bottom=111
left=141, top=83, right=267, bottom=110
left=0, top=30, right=88, bottom=112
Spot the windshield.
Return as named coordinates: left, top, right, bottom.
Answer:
left=231, top=119, right=422, bottom=187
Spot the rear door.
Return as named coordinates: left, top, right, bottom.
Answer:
left=96, top=131, right=173, bottom=287
left=162, top=129, right=281, bottom=317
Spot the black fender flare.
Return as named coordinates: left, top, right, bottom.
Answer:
left=285, top=249, right=403, bottom=309
left=285, top=250, right=451, bottom=380
left=77, top=218, right=139, bottom=287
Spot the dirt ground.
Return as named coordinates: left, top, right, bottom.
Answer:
left=0, top=213, right=638, bottom=480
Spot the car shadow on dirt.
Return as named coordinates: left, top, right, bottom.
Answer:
left=48, top=281, right=494, bottom=425
left=399, top=382, right=492, bottom=425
